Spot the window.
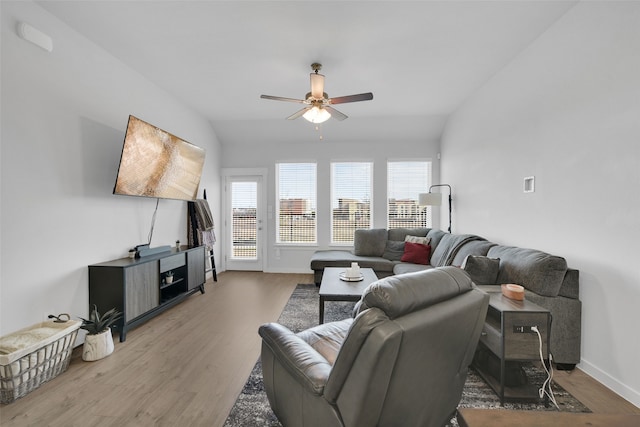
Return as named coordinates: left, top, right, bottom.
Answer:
left=331, top=162, right=373, bottom=244
left=276, top=163, right=317, bottom=243
left=387, top=161, right=432, bottom=229
left=231, top=181, right=258, bottom=258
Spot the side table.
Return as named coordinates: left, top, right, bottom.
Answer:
left=474, top=291, right=551, bottom=404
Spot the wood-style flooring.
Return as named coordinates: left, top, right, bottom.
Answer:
left=1, top=271, right=638, bottom=426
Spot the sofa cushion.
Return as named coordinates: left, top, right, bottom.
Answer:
left=429, top=233, right=454, bottom=267
left=426, top=229, right=447, bottom=253
left=387, top=227, right=430, bottom=242
left=353, top=228, right=387, bottom=257
left=450, top=240, right=497, bottom=267
left=404, top=235, right=431, bottom=245
left=461, top=255, right=500, bottom=285
left=487, top=246, right=568, bottom=297
left=382, top=240, right=405, bottom=261
left=430, top=234, right=487, bottom=267
left=400, top=242, right=432, bottom=265
left=310, top=250, right=395, bottom=272
left=559, top=268, right=580, bottom=299
left=393, top=262, right=432, bottom=275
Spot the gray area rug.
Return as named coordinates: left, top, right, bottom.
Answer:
left=224, top=284, right=589, bottom=426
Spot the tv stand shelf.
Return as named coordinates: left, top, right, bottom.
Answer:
left=160, top=277, right=184, bottom=290
left=89, top=246, right=206, bottom=342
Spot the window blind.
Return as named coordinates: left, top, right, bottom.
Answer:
left=331, top=162, right=373, bottom=244
left=387, top=161, right=432, bottom=229
left=276, top=163, right=317, bottom=243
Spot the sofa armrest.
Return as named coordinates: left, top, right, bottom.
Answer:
left=259, top=322, right=332, bottom=395
left=558, top=268, right=580, bottom=299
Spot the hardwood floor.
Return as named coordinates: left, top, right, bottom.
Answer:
left=0, top=272, right=300, bottom=427
left=554, top=368, right=640, bottom=415
left=1, top=271, right=638, bottom=426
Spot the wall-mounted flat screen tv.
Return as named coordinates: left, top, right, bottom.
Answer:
left=113, top=116, right=205, bottom=201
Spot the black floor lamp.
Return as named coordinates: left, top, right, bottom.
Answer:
left=419, top=184, right=452, bottom=233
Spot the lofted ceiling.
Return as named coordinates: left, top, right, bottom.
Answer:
left=37, top=1, right=577, bottom=145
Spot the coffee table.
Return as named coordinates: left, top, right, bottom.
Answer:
left=318, top=267, right=378, bottom=324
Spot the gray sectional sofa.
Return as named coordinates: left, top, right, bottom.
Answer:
left=310, top=227, right=581, bottom=368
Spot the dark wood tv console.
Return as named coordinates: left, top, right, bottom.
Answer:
left=88, top=246, right=206, bottom=342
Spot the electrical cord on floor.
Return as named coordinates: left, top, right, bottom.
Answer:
left=532, top=326, right=559, bottom=409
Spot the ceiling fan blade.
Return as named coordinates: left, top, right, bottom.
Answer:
left=286, top=107, right=311, bottom=120
left=329, top=92, right=374, bottom=104
left=325, top=106, right=348, bottom=121
left=261, top=94, right=305, bottom=103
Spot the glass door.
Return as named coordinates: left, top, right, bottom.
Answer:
left=225, top=175, right=264, bottom=271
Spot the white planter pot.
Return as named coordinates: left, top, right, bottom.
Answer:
left=82, top=329, right=115, bottom=361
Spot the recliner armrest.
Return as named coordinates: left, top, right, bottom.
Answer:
left=259, top=322, right=332, bottom=395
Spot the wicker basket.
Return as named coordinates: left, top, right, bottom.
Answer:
left=0, top=319, right=80, bottom=404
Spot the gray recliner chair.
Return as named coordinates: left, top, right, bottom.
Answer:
left=258, top=267, right=489, bottom=427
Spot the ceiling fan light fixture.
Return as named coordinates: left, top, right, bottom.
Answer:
left=310, top=72, right=325, bottom=99
left=303, top=106, right=331, bottom=124
left=260, top=62, right=372, bottom=125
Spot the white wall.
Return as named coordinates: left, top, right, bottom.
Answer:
left=0, top=2, right=222, bottom=336
left=441, top=1, right=640, bottom=406
left=222, top=138, right=440, bottom=273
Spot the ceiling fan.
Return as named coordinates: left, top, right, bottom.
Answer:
left=260, top=63, right=373, bottom=124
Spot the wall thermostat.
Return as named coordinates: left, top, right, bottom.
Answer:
left=17, top=22, right=53, bottom=52
left=523, top=176, right=535, bottom=193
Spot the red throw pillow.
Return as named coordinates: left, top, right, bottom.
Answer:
left=401, top=242, right=432, bottom=265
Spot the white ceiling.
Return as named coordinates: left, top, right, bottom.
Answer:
left=37, top=0, right=577, bottom=145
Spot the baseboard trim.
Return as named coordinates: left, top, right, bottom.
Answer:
left=579, top=358, right=640, bottom=409
left=262, top=267, right=314, bottom=274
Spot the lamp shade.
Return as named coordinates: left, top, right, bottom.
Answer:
left=419, top=192, right=442, bottom=206
left=303, top=106, right=331, bottom=123
left=310, top=73, right=325, bottom=99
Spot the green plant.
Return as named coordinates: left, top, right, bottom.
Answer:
left=166, top=270, right=174, bottom=277
left=79, top=305, right=122, bottom=335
